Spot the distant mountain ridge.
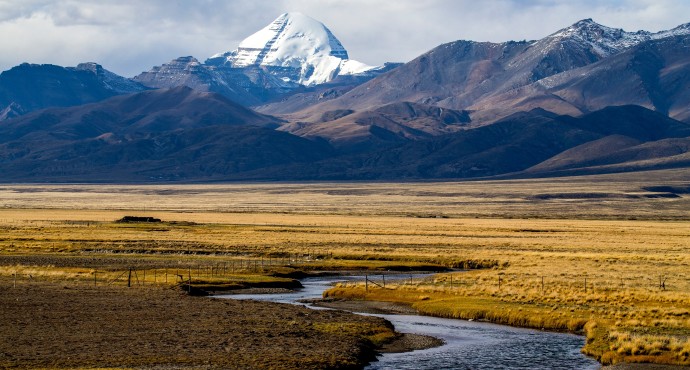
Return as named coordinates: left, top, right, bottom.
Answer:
left=250, top=105, right=690, bottom=181
left=0, top=62, right=147, bottom=120
left=1, top=92, right=689, bottom=181
left=266, top=19, right=690, bottom=146
left=0, top=87, right=330, bottom=181
left=133, top=12, right=392, bottom=108
left=1, top=16, right=690, bottom=182
left=0, top=13, right=396, bottom=121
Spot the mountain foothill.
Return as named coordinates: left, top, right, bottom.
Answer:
left=1, top=13, right=690, bottom=182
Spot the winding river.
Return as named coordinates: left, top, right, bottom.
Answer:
left=219, top=276, right=600, bottom=369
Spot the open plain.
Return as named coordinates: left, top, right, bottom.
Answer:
left=1, top=169, right=689, bottom=368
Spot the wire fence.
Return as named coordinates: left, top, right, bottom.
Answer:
left=341, top=272, right=690, bottom=295
left=1, top=255, right=313, bottom=288
left=4, top=262, right=689, bottom=298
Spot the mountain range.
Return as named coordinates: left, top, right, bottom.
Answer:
left=1, top=14, right=689, bottom=182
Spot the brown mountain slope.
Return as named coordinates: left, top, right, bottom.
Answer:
left=0, top=87, right=334, bottom=182
left=278, top=102, right=470, bottom=151
left=0, top=62, right=147, bottom=120
left=526, top=137, right=690, bottom=176
left=237, top=106, right=690, bottom=181
left=0, top=86, right=281, bottom=144
left=262, top=22, right=690, bottom=148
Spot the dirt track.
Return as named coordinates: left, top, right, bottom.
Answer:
left=0, top=280, right=393, bottom=369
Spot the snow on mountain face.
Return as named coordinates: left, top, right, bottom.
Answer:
left=232, top=12, right=348, bottom=66
left=652, top=22, right=690, bottom=40
left=74, top=62, right=147, bottom=94
left=544, top=19, right=690, bottom=58
left=207, top=12, right=375, bottom=86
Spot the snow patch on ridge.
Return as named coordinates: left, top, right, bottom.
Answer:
left=544, top=19, right=690, bottom=58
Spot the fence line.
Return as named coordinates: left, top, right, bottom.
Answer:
left=343, top=272, right=689, bottom=295
left=5, top=261, right=688, bottom=295
left=3, top=254, right=314, bottom=288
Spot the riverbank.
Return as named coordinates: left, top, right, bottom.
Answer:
left=311, top=295, right=689, bottom=369
left=602, top=364, right=690, bottom=370
left=323, top=284, right=690, bottom=367
left=308, top=297, right=418, bottom=315
left=306, top=297, right=446, bottom=353
left=0, top=280, right=398, bottom=369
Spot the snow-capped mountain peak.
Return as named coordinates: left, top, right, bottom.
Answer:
left=207, top=12, right=375, bottom=86
left=233, top=12, right=348, bottom=65
left=652, top=22, right=690, bottom=40
left=545, top=18, right=651, bottom=57
left=544, top=18, right=690, bottom=58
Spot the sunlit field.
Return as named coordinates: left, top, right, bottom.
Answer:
left=1, top=169, right=689, bottom=219
left=1, top=169, right=689, bottom=366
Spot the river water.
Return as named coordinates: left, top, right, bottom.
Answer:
left=219, top=276, right=600, bottom=370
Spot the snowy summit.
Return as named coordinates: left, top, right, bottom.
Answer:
left=544, top=18, right=690, bottom=58
left=207, top=12, right=374, bottom=86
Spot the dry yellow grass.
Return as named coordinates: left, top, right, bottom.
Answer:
left=0, top=168, right=688, bottom=219
left=0, top=170, right=689, bottom=366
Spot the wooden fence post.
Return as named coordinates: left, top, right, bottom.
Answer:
left=541, top=276, right=544, bottom=293
left=365, top=275, right=368, bottom=292
left=127, top=268, right=132, bottom=287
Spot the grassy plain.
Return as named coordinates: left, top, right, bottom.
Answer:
left=0, top=169, right=689, bottom=367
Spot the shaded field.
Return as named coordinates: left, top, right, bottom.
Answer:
left=0, top=279, right=395, bottom=369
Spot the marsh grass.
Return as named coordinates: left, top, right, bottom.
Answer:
left=326, top=269, right=690, bottom=365
left=312, top=321, right=398, bottom=347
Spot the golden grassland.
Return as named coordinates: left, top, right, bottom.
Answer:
left=1, top=170, right=689, bottom=366
left=0, top=168, right=689, bottom=219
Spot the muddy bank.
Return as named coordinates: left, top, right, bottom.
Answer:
left=216, top=287, right=298, bottom=295
left=0, top=280, right=395, bottom=369
left=191, top=278, right=303, bottom=294
left=378, top=333, right=445, bottom=353
left=307, top=298, right=418, bottom=315
left=304, top=298, right=444, bottom=353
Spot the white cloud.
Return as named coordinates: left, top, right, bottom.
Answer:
left=0, top=0, right=687, bottom=76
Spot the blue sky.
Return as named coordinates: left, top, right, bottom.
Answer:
left=0, top=0, right=688, bottom=76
